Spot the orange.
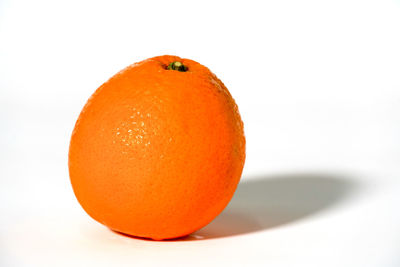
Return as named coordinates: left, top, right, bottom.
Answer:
left=68, top=55, right=246, bottom=240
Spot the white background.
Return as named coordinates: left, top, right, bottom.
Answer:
left=1, top=0, right=400, bottom=266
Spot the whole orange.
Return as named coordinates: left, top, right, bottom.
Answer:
left=68, top=55, right=246, bottom=240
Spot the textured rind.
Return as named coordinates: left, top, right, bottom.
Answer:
left=68, top=55, right=246, bottom=240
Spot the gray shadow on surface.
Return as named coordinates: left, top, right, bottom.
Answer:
left=183, top=172, right=358, bottom=240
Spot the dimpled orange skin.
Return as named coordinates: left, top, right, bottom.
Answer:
left=68, top=55, right=246, bottom=240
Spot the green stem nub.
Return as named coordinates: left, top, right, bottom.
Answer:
left=167, top=61, right=188, bottom=72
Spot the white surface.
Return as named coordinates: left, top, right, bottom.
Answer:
left=1, top=0, right=400, bottom=266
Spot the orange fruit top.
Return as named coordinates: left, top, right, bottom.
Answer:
left=68, top=55, right=246, bottom=240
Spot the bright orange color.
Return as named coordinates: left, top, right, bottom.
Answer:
left=68, top=55, right=246, bottom=240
